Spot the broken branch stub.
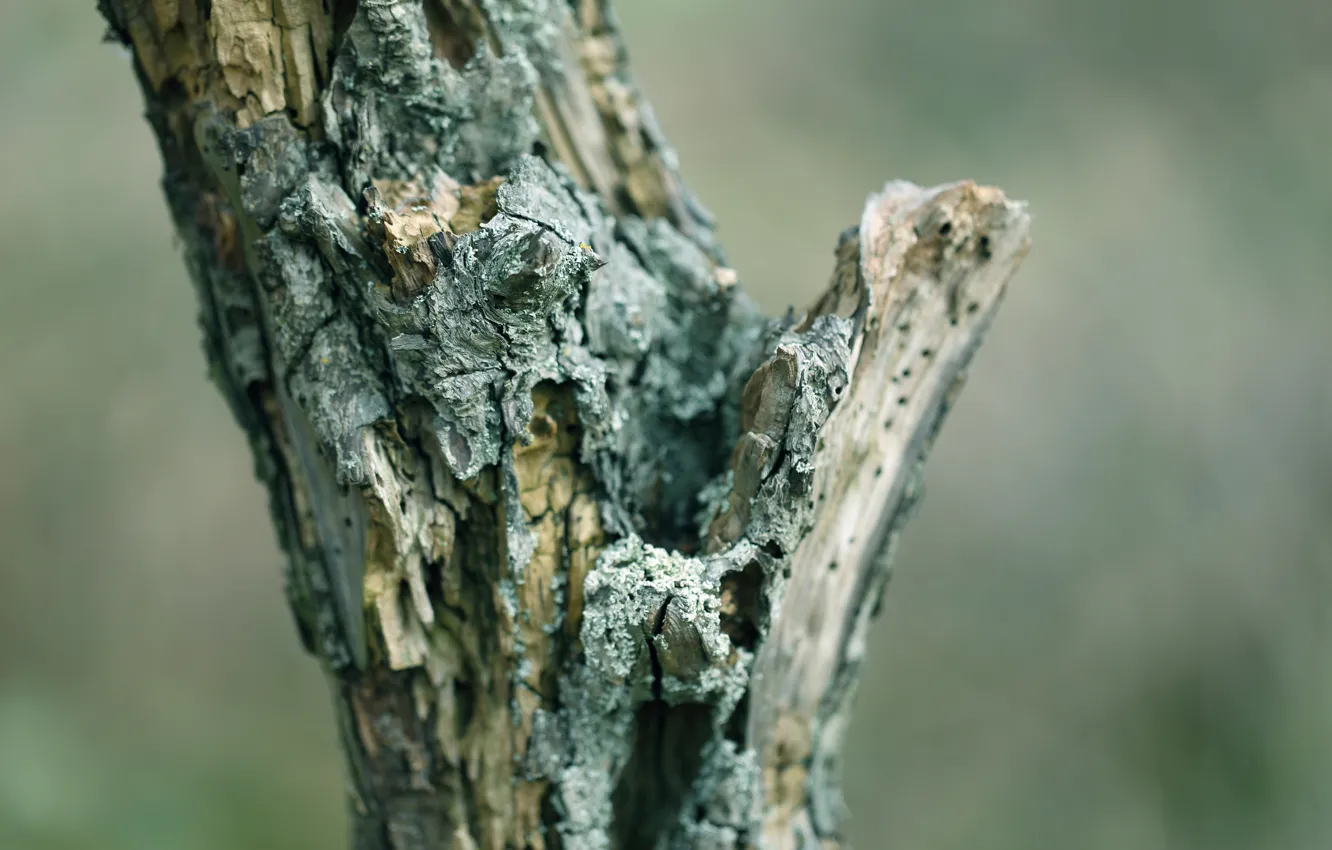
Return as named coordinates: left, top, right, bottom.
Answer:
left=100, top=0, right=1030, bottom=847
left=747, top=181, right=1031, bottom=847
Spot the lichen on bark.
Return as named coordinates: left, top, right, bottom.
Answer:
left=101, top=1, right=1031, bottom=848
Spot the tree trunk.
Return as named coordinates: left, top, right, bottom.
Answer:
left=97, top=1, right=1030, bottom=847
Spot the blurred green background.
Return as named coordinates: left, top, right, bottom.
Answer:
left=2, top=1, right=1330, bottom=848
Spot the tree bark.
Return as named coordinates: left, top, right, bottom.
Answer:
left=98, top=1, right=1030, bottom=848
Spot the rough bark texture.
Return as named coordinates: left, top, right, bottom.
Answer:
left=99, top=1, right=1031, bottom=848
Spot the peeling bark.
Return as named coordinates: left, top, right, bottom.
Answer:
left=100, top=1, right=1031, bottom=848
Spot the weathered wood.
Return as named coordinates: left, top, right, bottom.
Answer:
left=745, top=183, right=1029, bottom=848
left=98, top=1, right=1030, bottom=848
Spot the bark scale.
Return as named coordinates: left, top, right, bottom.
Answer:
left=99, top=1, right=1031, bottom=848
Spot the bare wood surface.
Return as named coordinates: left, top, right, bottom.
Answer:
left=747, top=182, right=1030, bottom=847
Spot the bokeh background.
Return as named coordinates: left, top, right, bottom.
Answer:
left=3, top=1, right=1331, bottom=848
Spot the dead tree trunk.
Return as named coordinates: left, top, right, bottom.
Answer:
left=99, top=1, right=1030, bottom=847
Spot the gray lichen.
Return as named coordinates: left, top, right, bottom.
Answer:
left=199, top=99, right=840, bottom=835
left=187, top=11, right=783, bottom=830
left=109, top=0, right=884, bottom=846
left=326, top=0, right=540, bottom=187
left=551, top=536, right=763, bottom=850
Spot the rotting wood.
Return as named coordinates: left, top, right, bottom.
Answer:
left=100, top=0, right=1031, bottom=847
